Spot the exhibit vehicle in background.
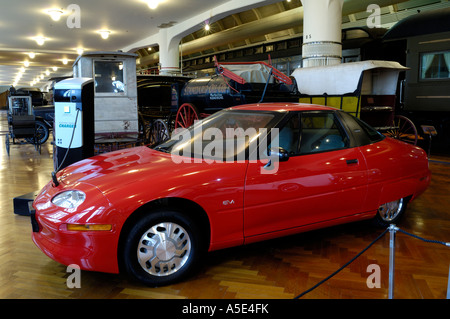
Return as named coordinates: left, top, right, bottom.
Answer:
left=292, top=60, right=418, bottom=145
left=4, top=91, right=45, bottom=155
left=31, top=103, right=431, bottom=287
left=4, top=87, right=52, bottom=146
left=381, top=7, right=450, bottom=154
left=136, top=74, right=192, bottom=144
left=171, top=56, right=299, bottom=130
left=72, top=51, right=140, bottom=154
left=15, top=87, right=48, bottom=106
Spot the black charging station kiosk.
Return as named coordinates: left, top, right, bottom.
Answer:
left=53, top=77, right=95, bottom=171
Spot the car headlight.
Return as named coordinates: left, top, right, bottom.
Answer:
left=52, top=190, right=86, bottom=209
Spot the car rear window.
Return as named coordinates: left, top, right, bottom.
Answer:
left=339, top=111, right=385, bottom=146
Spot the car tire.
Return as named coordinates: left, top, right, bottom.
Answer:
left=121, top=209, right=202, bottom=287
left=373, top=197, right=408, bottom=227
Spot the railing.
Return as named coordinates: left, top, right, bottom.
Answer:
left=294, top=224, right=450, bottom=299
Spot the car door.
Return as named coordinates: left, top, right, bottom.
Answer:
left=243, top=111, right=369, bottom=237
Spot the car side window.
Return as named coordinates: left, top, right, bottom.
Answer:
left=277, top=114, right=300, bottom=155
left=298, top=112, right=349, bottom=154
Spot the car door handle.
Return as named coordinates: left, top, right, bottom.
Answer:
left=346, top=159, right=359, bottom=165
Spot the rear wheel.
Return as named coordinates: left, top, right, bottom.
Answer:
left=121, top=209, right=202, bottom=287
left=385, top=115, right=418, bottom=145
left=373, top=198, right=407, bottom=227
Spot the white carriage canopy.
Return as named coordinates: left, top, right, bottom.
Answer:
left=291, top=60, right=409, bottom=96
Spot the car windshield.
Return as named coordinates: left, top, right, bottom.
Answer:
left=151, top=109, right=285, bottom=161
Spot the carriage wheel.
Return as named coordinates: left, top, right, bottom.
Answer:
left=26, top=121, right=49, bottom=145
left=149, top=119, right=170, bottom=145
left=386, top=115, right=418, bottom=145
left=175, top=103, right=199, bottom=129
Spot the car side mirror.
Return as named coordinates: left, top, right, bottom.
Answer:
left=269, top=147, right=289, bottom=162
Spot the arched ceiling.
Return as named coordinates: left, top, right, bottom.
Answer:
left=1, top=0, right=449, bottom=90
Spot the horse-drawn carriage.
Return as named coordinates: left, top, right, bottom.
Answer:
left=145, top=59, right=417, bottom=147
left=292, top=60, right=418, bottom=145
left=143, top=56, right=299, bottom=144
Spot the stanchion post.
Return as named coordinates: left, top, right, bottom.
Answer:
left=447, top=265, right=450, bottom=299
left=388, top=224, right=399, bottom=299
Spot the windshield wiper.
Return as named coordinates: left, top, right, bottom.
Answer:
left=153, top=146, right=171, bottom=153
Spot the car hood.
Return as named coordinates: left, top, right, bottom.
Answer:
left=57, top=146, right=182, bottom=191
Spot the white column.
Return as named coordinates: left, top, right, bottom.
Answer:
left=158, top=29, right=181, bottom=75
left=301, top=0, right=344, bottom=68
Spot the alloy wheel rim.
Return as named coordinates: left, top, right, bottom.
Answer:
left=137, top=222, right=191, bottom=277
left=378, top=198, right=404, bottom=222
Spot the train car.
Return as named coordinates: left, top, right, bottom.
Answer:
left=383, top=8, right=450, bottom=154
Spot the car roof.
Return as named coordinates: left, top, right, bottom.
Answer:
left=229, top=102, right=337, bottom=112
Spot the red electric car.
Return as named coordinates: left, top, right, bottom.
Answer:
left=31, top=103, right=430, bottom=286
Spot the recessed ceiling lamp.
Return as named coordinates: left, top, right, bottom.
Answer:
left=76, top=48, right=84, bottom=55
left=28, top=52, right=36, bottom=59
left=46, top=8, right=64, bottom=21
left=24, top=60, right=30, bottom=67
left=34, top=36, right=47, bottom=46
left=146, top=0, right=159, bottom=10
left=45, top=70, right=50, bottom=76
left=98, top=30, right=111, bottom=40
left=52, top=66, right=58, bottom=71
left=205, top=23, right=210, bottom=31
left=62, top=58, right=68, bottom=65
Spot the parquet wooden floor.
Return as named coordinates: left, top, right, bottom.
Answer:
left=1, top=110, right=449, bottom=300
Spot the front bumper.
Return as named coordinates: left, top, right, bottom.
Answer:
left=31, top=181, right=121, bottom=274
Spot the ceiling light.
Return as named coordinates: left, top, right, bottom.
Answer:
left=98, top=30, right=111, bottom=39
left=40, top=74, right=44, bottom=79
left=28, top=52, right=36, bottom=59
left=146, top=0, right=159, bottom=10
left=52, top=66, right=58, bottom=71
left=76, top=48, right=84, bottom=55
left=24, top=61, right=30, bottom=67
left=205, top=23, right=210, bottom=31
left=62, top=58, right=68, bottom=65
left=45, top=70, right=50, bottom=76
left=34, top=36, right=47, bottom=46
left=46, top=9, right=64, bottom=21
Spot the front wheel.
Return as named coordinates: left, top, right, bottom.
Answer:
left=121, top=210, right=202, bottom=287
left=373, top=198, right=408, bottom=227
